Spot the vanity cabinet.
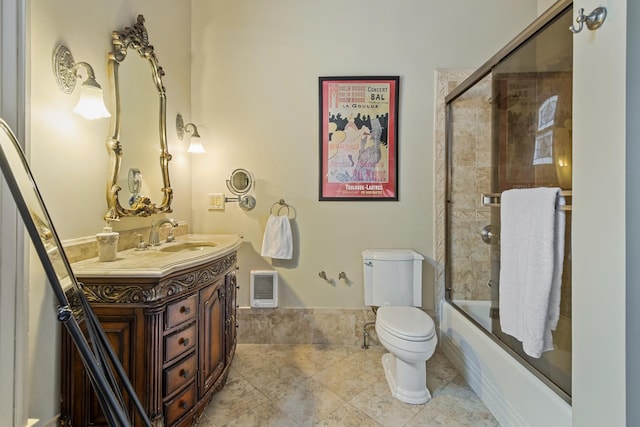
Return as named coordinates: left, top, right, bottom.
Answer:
left=59, top=251, right=238, bottom=427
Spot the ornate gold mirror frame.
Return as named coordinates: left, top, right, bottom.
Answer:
left=105, top=15, right=172, bottom=219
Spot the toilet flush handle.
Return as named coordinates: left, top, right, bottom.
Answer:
left=364, top=261, right=373, bottom=266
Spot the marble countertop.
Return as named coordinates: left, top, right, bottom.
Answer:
left=72, top=234, right=241, bottom=279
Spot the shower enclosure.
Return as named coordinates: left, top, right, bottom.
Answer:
left=444, top=1, right=573, bottom=401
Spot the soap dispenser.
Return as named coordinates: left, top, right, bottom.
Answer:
left=96, top=219, right=119, bottom=262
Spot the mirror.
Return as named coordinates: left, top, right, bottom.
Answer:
left=105, top=15, right=172, bottom=219
left=226, top=168, right=253, bottom=195
left=0, top=118, right=152, bottom=425
left=225, top=168, right=256, bottom=211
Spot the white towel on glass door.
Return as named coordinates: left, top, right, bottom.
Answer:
left=498, top=187, right=565, bottom=358
left=261, top=214, right=293, bottom=259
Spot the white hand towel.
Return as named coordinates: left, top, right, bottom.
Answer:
left=261, top=214, right=293, bottom=259
left=499, top=187, right=565, bottom=358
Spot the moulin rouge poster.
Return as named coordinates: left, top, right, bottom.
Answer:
left=319, top=76, right=399, bottom=201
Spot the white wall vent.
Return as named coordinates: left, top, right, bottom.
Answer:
left=250, top=270, right=278, bottom=308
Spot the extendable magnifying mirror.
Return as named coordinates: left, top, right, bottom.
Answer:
left=225, top=168, right=256, bottom=211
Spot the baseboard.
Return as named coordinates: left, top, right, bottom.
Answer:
left=30, top=414, right=58, bottom=427
left=237, top=307, right=380, bottom=346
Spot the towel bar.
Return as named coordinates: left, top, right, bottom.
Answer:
left=480, top=190, right=572, bottom=211
left=270, top=199, right=296, bottom=219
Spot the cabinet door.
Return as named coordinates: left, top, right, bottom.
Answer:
left=60, top=308, right=147, bottom=427
left=225, top=270, right=238, bottom=358
left=198, top=279, right=225, bottom=396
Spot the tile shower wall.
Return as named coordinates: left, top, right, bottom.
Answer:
left=435, top=70, right=493, bottom=304
left=436, top=69, right=572, bottom=318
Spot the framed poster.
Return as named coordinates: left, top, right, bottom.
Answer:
left=319, top=76, right=399, bottom=201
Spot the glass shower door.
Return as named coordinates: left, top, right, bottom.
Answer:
left=490, top=8, right=573, bottom=398
left=446, top=5, right=573, bottom=399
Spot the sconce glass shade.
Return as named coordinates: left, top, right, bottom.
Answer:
left=73, top=79, right=111, bottom=120
left=53, top=45, right=111, bottom=120
left=187, top=138, right=206, bottom=153
left=177, top=113, right=205, bottom=153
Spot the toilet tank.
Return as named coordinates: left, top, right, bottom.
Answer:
left=362, top=249, right=424, bottom=307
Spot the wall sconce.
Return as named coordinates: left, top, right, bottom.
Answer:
left=52, top=45, right=111, bottom=120
left=176, top=113, right=205, bottom=153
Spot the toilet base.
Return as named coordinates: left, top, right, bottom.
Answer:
left=381, top=353, right=431, bottom=405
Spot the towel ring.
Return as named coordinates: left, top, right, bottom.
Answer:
left=270, top=199, right=296, bottom=219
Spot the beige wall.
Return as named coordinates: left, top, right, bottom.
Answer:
left=27, top=1, right=191, bottom=423
left=538, top=0, right=559, bottom=14
left=190, top=0, right=538, bottom=309
left=29, top=1, right=193, bottom=238
left=572, top=0, right=627, bottom=424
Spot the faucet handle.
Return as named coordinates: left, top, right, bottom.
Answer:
left=134, top=233, right=148, bottom=250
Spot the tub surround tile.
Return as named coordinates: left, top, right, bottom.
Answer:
left=435, top=69, right=484, bottom=317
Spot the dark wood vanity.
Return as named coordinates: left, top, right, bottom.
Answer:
left=59, top=238, right=239, bottom=427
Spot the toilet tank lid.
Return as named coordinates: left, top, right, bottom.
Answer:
left=362, top=249, right=424, bottom=261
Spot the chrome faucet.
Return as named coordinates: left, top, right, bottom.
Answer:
left=149, top=218, right=178, bottom=246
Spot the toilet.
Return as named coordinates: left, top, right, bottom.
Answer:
left=362, top=249, right=437, bottom=404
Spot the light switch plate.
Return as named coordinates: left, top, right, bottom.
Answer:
left=208, top=193, right=225, bottom=210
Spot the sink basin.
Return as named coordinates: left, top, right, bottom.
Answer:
left=158, top=242, right=218, bottom=253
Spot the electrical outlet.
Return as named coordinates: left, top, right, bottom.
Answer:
left=208, top=193, right=225, bottom=210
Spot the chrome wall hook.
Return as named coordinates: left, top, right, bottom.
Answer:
left=569, top=7, right=607, bottom=33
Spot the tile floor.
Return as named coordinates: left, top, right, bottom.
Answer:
left=196, top=344, right=499, bottom=427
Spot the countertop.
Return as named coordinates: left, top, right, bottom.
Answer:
left=71, top=234, right=241, bottom=279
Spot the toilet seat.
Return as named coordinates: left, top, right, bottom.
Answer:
left=377, top=306, right=435, bottom=342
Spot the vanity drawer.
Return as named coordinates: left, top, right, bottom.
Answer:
left=166, top=295, right=197, bottom=329
left=164, top=381, right=196, bottom=426
left=164, top=324, right=196, bottom=362
left=164, top=353, right=197, bottom=397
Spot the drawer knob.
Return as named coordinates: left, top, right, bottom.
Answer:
left=180, top=369, right=190, bottom=378
left=179, top=337, right=190, bottom=346
left=179, top=401, right=188, bottom=410
left=180, top=306, right=191, bottom=315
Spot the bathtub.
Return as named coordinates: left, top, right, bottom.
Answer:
left=451, top=299, right=492, bottom=331
left=440, top=300, right=571, bottom=426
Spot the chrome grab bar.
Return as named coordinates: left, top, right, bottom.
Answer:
left=480, top=190, right=572, bottom=211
